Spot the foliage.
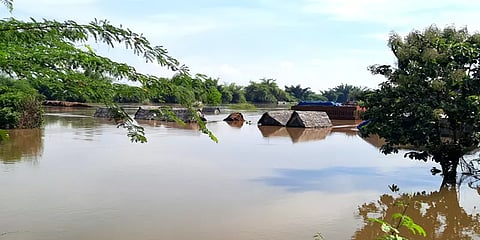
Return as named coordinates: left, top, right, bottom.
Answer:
left=1, top=0, right=12, bottom=12
left=228, top=103, right=257, bottom=110
left=28, top=70, right=115, bottom=103
left=143, top=74, right=222, bottom=105
left=0, top=13, right=194, bottom=141
left=245, top=78, right=293, bottom=103
left=321, top=83, right=368, bottom=103
left=360, top=25, right=480, bottom=184
left=218, top=83, right=246, bottom=104
left=112, top=83, right=147, bottom=103
left=285, top=84, right=325, bottom=101
left=0, top=76, right=43, bottom=129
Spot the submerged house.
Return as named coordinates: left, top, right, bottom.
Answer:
left=286, top=111, right=332, bottom=128
left=258, top=110, right=293, bottom=126
left=258, top=110, right=332, bottom=128
left=291, top=101, right=364, bottom=120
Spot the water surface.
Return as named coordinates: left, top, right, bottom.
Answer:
left=0, top=107, right=479, bottom=239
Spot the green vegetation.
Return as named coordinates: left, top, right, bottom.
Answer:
left=245, top=78, right=294, bottom=103
left=321, top=83, right=368, bottom=104
left=228, top=103, right=257, bottom=110
left=0, top=76, right=43, bottom=129
left=0, top=0, right=367, bottom=143
left=0, top=1, right=195, bottom=142
left=360, top=25, right=480, bottom=185
left=285, top=84, right=326, bottom=101
left=218, top=83, right=246, bottom=104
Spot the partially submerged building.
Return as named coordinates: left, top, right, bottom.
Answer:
left=286, top=111, right=332, bottom=128
left=258, top=110, right=332, bottom=128
left=258, top=110, right=293, bottom=126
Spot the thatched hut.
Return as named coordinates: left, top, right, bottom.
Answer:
left=258, top=110, right=293, bottom=126
left=224, top=112, right=245, bottom=122
left=94, top=107, right=115, bottom=118
left=286, top=111, right=332, bottom=128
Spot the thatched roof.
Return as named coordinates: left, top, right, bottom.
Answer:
left=258, top=110, right=293, bottom=126
left=286, top=111, right=332, bottom=128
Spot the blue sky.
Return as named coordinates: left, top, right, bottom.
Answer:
left=6, top=0, right=480, bottom=92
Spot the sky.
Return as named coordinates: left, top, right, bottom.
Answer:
left=5, top=0, right=480, bottom=92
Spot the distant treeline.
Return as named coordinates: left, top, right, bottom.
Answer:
left=26, top=72, right=369, bottom=105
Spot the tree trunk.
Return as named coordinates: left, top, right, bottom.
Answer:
left=440, top=159, right=459, bottom=188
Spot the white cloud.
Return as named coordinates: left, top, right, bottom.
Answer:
left=303, top=0, right=480, bottom=30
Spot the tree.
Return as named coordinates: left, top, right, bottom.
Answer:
left=285, top=84, right=312, bottom=101
left=0, top=75, right=43, bottom=129
left=245, top=78, right=293, bottom=103
left=0, top=2, right=221, bottom=142
left=360, top=25, right=480, bottom=185
left=112, top=83, right=147, bottom=103
left=321, top=84, right=367, bottom=103
left=218, top=83, right=245, bottom=104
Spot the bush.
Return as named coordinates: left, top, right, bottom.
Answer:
left=0, top=76, right=44, bottom=129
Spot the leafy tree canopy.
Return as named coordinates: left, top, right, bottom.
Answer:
left=245, top=78, right=293, bottom=103
left=0, top=75, right=43, bottom=129
left=0, top=1, right=222, bottom=142
left=321, top=83, right=368, bottom=104
left=361, top=25, right=480, bottom=185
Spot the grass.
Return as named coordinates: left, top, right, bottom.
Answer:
left=228, top=103, right=257, bottom=110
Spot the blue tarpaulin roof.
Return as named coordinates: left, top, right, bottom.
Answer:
left=297, top=101, right=342, bottom=106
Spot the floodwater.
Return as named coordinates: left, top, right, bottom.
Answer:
left=0, top=107, right=479, bottom=240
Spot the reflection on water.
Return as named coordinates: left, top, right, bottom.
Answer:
left=0, top=129, right=43, bottom=163
left=225, top=121, right=244, bottom=128
left=255, top=167, right=439, bottom=193
left=353, top=187, right=480, bottom=239
left=258, top=125, right=364, bottom=143
left=258, top=126, right=331, bottom=143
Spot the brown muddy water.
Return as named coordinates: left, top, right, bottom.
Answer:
left=0, top=107, right=479, bottom=240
